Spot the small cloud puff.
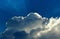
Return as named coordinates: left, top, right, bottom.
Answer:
left=0, top=12, right=60, bottom=39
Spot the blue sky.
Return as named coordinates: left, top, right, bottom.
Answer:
left=0, top=0, right=60, bottom=33
left=1, top=0, right=60, bottom=39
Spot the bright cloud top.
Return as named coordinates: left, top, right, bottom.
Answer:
left=0, top=12, right=60, bottom=39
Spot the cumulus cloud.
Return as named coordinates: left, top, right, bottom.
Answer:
left=0, top=12, right=60, bottom=39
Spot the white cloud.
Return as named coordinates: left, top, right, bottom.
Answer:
left=1, top=12, right=60, bottom=39
left=6, top=12, right=45, bottom=33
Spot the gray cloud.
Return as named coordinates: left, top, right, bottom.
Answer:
left=0, top=12, right=60, bottom=39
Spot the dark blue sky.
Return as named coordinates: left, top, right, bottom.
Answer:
left=0, top=0, right=60, bottom=32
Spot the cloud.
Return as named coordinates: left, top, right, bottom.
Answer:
left=6, top=12, right=45, bottom=33
left=0, top=12, right=60, bottom=39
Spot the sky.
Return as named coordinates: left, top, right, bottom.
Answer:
left=0, top=0, right=60, bottom=39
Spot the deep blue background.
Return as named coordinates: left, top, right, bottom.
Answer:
left=0, top=0, right=60, bottom=32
